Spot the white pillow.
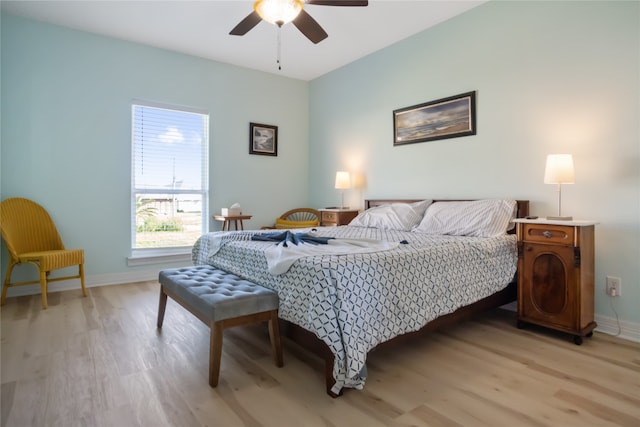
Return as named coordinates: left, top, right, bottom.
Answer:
left=413, top=199, right=517, bottom=237
left=349, top=200, right=432, bottom=231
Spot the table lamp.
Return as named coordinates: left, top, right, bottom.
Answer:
left=544, top=154, right=575, bottom=220
left=335, top=171, right=351, bottom=209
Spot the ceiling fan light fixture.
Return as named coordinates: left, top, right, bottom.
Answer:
left=254, top=0, right=304, bottom=27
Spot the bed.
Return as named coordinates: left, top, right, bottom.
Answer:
left=192, top=198, right=529, bottom=396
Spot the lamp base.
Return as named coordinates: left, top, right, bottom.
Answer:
left=546, top=215, right=573, bottom=221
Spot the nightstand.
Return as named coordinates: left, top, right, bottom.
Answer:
left=513, top=218, right=598, bottom=345
left=319, top=208, right=358, bottom=227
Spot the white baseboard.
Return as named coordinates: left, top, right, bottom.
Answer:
left=3, top=270, right=161, bottom=298
left=595, top=313, right=640, bottom=343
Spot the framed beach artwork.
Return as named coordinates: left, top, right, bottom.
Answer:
left=249, top=122, right=278, bottom=156
left=393, top=91, right=476, bottom=146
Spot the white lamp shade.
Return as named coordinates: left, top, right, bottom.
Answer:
left=254, top=0, right=303, bottom=26
left=334, top=171, right=351, bottom=189
left=544, top=154, right=575, bottom=184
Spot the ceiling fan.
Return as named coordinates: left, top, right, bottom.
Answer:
left=230, top=0, right=369, bottom=44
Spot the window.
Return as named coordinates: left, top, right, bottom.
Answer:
left=131, top=102, right=209, bottom=254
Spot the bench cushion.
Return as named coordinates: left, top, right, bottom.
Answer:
left=159, top=265, right=278, bottom=322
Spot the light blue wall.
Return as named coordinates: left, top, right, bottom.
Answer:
left=309, top=1, right=640, bottom=324
left=1, top=14, right=309, bottom=283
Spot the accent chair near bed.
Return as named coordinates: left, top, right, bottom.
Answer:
left=0, top=197, right=86, bottom=309
left=261, top=207, right=321, bottom=229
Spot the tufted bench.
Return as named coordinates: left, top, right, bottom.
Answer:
left=157, top=265, right=283, bottom=387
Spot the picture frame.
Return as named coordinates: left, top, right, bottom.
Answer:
left=393, top=91, right=476, bottom=146
left=249, top=122, right=278, bottom=156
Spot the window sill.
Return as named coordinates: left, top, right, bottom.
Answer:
left=127, top=249, right=192, bottom=267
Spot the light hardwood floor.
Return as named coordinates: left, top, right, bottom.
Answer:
left=1, top=281, right=639, bottom=427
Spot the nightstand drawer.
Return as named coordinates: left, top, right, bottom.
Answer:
left=322, top=211, right=338, bottom=223
left=319, top=209, right=358, bottom=226
left=522, top=223, right=574, bottom=245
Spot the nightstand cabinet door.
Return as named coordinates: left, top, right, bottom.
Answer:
left=516, top=222, right=596, bottom=344
left=520, top=243, right=578, bottom=329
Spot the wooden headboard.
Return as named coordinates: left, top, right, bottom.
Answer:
left=365, top=199, right=530, bottom=220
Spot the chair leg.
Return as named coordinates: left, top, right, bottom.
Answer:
left=0, top=284, right=7, bottom=306
left=209, top=322, right=223, bottom=387
left=79, top=263, right=87, bottom=297
left=268, top=311, right=284, bottom=367
left=1, top=262, right=16, bottom=306
left=39, top=270, right=48, bottom=309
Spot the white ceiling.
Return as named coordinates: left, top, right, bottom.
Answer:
left=1, top=0, right=486, bottom=81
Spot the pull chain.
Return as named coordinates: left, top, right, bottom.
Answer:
left=277, top=25, right=282, bottom=70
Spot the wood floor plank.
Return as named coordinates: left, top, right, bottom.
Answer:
left=444, top=320, right=640, bottom=401
left=421, top=329, right=638, bottom=425
left=4, top=376, right=49, bottom=426
left=0, top=382, right=15, bottom=427
left=397, top=403, right=465, bottom=427
left=2, top=281, right=639, bottom=427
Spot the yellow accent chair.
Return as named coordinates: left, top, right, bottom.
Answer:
left=0, top=197, right=86, bottom=309
left=262, top=208, right=321, bottom=230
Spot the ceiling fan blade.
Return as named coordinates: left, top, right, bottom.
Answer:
left=292, top=9, right=328, bottom=44
left=229, top=11, right=262, bottom=36
left=306, top=1, right=368, bottom=6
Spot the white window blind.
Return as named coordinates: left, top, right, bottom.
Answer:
left=131, top=102, right=209, bottom=251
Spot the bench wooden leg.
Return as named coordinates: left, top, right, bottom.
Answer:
left=157, top=277, right=282, bottom=388
left=157, top=286, right=168, bottom=328
left=209, top=321, right=224, bottom=387
left=268, top=311, right=284, bottom=367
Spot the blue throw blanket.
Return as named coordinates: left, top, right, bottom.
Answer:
left=252, top=231, right=334, bottom=247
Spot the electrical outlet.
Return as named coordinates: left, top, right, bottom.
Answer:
left=606, top=276, right=621, bottom=297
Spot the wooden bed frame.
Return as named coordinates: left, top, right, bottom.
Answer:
left=279, top=199, right=530, bottom=397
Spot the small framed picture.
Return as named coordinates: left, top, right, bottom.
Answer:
left=249, top=122, right=278, bottom=156
left=393, top=91, right=476, bottom=146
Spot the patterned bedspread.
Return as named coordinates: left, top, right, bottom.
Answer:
left=192, top=226, right=517, bottom=393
